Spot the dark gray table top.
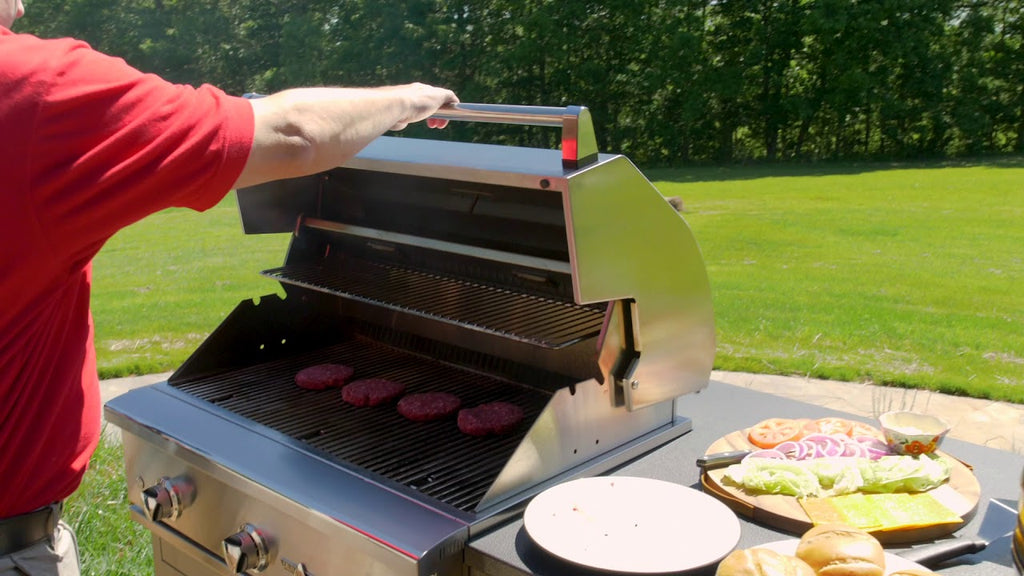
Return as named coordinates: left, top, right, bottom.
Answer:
left=466, top=380, right=1022, bottom=576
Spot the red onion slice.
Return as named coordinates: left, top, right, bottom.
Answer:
left=774, top=441, right=807, bottom=460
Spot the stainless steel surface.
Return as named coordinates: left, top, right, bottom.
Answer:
left=108, top=385, right=463, bottom=576
left=429, top=103, right=598, bottom=169
left=477, top=379, right=676, bottom=509
left=303, top=217, right=573, bottom=274
left=566, top=156, right=715, bottom=409
left=136, top=508, right=227, bottom=576
left=431, top=103, right=576, bottom=126
left=898, top=499, right=1016, bottom=567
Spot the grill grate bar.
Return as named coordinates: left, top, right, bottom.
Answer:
left=263, top=262, right=604, bottom=348
left=171, top=336, right=551, bottom=512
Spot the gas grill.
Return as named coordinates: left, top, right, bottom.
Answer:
left=105, top=104, right=715, bottom=576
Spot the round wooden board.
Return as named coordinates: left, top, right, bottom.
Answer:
left=701, top=430, right=981, bottom=544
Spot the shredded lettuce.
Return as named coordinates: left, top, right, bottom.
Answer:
left=856, top=455, right=951, bottom=493
left=721, top=455, right=950, bottom=498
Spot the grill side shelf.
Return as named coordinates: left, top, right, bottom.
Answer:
left=262, top=262, right=605, bottom=349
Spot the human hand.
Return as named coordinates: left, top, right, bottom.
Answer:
left=388, top=83, right=459, bottom=131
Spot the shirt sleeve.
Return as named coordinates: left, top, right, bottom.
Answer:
left=26, top=36, right=255, bottom=267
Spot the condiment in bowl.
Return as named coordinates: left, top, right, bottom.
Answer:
left=878, top=411, right=950, bottom=456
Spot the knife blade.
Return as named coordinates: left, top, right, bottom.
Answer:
left=897, top=498, right=1017, bottom=567
left=696, top=450, right=752, bottom=470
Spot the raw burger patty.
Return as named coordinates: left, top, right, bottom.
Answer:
left=295, top=364, right=354, bottom=390
left=397, top=392, right=462, bottom=422
left=457, top=402, right=525, bottom=436
left=342, top=378, right=406, bottom=407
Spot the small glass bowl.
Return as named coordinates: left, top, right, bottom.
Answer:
left=878, top=411, right=951, bottom=456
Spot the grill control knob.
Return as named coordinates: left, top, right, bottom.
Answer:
left=222, top=524, right=272, bottom=574
left=140, top=476, right=195, bottom=522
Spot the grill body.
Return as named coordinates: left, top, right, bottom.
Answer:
left=105, top=105, right=715, bottom=575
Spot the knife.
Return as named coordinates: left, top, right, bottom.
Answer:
left=897, top=498, right=1017, bottom=567
left=696, top=450, right=752, bottom=470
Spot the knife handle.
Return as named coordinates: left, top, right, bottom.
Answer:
left=696, top=450, right=751, bottom=470
left=897, top=538, right=987, bottom=567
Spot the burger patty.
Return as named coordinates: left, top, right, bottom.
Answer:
left=342, top=378, right=407, bottom=407
left=294, top=363, right=355, bottom=390
left=397, top=392, right=462, bottom=422
left=457, top=402, right=525, bottom=436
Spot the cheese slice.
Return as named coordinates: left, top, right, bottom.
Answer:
left=800, top=492, right=963, bottom=532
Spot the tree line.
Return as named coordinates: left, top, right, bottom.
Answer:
left=19, top=0, right=1024, bottom=166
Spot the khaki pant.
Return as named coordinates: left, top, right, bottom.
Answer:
left=0, top=521, right=80, bottom=576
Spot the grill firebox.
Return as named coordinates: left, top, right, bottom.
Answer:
left=170, top=325, right=555, bottom=513
left=105, top=104, right=715, bottom=576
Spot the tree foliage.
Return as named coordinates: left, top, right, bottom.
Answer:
left=17, top=0, right=1024, bottom=164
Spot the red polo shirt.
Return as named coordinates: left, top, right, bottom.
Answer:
left=0, top=27, right=254, bottom=517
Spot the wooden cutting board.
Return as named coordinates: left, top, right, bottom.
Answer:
left=701, top=430, right=981, bottom=544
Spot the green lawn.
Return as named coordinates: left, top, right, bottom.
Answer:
left=91, top=192, right=288, bottom=377
left=649, top=158, right=1024, bottom=403
left=67, top=430, right=151, bottom=575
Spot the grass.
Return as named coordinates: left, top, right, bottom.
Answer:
left=91, top=192, right=288, bottom=378
left=66, top=430, right=152, bottom=575
left=648, top=158, right=1024, bottom=403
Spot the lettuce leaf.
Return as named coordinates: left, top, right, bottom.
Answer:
left=721, top=455, right=949, bottom=498
left=856, top=455, right=951, bottom=493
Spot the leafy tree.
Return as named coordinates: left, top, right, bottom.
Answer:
left=14, top=0, right=1024, bottom=162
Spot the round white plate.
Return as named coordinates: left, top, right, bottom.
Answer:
left=523, top=476, right=741, bottom=573
left=757, top=540, right=929, bottom=575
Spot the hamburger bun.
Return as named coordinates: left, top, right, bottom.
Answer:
left=888, top=570, right=941, bottom=576
left=716, top=548, right=816, bottom=576
left=795, top=524, right=886, bottom=576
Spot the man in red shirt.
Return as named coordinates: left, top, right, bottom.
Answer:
left=0, top=2, right=458, bottom=573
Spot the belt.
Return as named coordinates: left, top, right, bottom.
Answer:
left=0, top=502, right=62, bottom=557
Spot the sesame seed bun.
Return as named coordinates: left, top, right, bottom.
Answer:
left=795, top=524, right=886, bottom=576
left=716, top=548, right=817, bottom=576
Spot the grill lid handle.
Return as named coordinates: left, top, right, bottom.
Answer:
left=430, top=103, right=599, bottom=170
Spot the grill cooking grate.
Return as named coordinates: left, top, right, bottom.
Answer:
left=263, top=261, right=604, bottom=349
left=171, top=335, right=552, bottom=513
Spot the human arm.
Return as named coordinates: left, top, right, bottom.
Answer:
left=232, top=83, right=458, bottom=189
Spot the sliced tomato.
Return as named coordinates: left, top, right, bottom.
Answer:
left=847, top=420, right=884, bottom=439
left=814, top=417, right=854, bottom=436
left=797, top=418, right=820, bottom=439
left=747, top=418, right=802, bottom=449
